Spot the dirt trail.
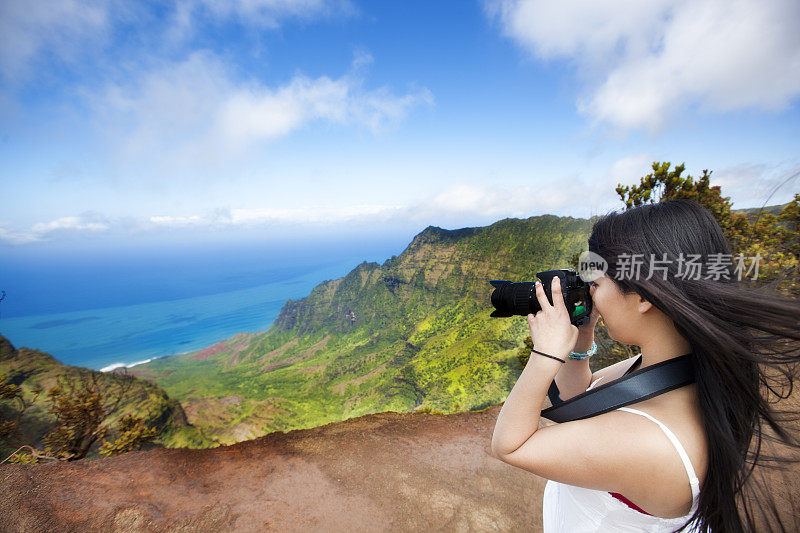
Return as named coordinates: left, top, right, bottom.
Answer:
left=0, top=406, right=547, bottom=532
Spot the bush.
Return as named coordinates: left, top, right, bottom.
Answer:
left=1, top=370, right=157, bottom=464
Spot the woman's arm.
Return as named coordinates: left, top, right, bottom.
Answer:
left=491, top=338, right=567, bottom=457
left=491, top=276, right=578, bottom=457
left=552, top=326, right=595, bottom=400
left=590, top=354, right=642, bottom=385
left=494, top=407, right=672, bottom=498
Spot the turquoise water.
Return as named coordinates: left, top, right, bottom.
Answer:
left=1, top=262, right=344, bottom=370
left=0, top=236, right=407, bottom=370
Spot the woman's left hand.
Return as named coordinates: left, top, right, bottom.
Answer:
left=526, top=276, right=579, bottom=361
left=577, top=301, right=601, bottom=336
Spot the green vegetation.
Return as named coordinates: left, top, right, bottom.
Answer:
left=0, top=335, right=213, bottom=461
left=98, top=414, right=158, bottom=458
left=132, top=215, right=595, bottom=443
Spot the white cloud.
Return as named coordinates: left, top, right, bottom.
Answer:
left=227, top=205, right=400, bottom=225
left=30, top=215, right=109, bottom=233
left=408, top=181, right=600, bottom=225
left=198, top=0, right=354, bottom=25
left=712, top=164, right=800, bottom=209
left=487, top=0, right=800, bottom=132
left=148, top=215, right=203, bottom=226
left=0, top=204, right=407, bottom=245
left=25, top=156, right=796, bottom=247
left=0, top=185, right=564, bottom=245
left=0, top=0, right=112, bottom=81
left=92, top=51, right=433, bottom=175
left=351, top=48, right=374, bottom=71
left=485, top=0, right=669, bottom=68
left=6, top=162, right=796, bottom=246
left=0, top=212, right=111, bottom=245
left=608, top=155, right=653, bottom=188
left=429, top=184, right=536, bottom=217
left=145, top=205, right=404, bottom=228
left=169, top=0, right=356, bottom=40
left=0, top=227, right=43, bottom=245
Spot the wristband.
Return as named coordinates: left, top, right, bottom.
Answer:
left=531, top=348, right=566, bottom=364
left=568, top=341, right=597, bottom=360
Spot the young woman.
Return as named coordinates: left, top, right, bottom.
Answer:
left=491, top=199, right=800, bottom=532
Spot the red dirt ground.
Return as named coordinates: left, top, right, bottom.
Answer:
left=0, top=406, right=548, bottom=532
left=1, top=402, right=797, bottom=532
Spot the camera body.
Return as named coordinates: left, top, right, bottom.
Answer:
left=489, top=269, right=593, bottom=327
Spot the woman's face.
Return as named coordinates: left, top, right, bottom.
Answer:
left=589, top=272, right=647, bottom=344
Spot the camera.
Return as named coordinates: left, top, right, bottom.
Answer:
left=489, top=269, right=593, bottom=327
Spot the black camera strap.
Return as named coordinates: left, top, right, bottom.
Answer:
left=541, top=352, right=696, bottom=423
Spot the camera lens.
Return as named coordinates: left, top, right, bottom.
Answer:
left=489, top=280, right=541, bottom=317
left=489, top=270, right=593, bottom=326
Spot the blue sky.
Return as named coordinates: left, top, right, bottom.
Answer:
left=2, top=0, right=799, bottom=249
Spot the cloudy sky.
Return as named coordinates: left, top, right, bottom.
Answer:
left=2, top=0, right=799, bottom=248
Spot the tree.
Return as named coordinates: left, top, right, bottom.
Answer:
left=0, top=374, right=42, bottom=448
left=98, top=414, right=158, bottom=457
left=615, top=162, right=750, bottom=242
left=616, top=162, right=799, bottom=295
left=516, top=335, right=534, bottom=368
left=1, top=370, right=157, bottom=464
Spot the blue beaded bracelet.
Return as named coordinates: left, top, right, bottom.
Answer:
left=568, top=341, right=597, bottom=360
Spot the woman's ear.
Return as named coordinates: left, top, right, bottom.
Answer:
left=637, top=296, right=653, bottom=314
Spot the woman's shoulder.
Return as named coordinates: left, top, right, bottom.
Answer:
left=602, top=387, right=708, bottom=517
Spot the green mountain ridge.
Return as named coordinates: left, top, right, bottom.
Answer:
left=0, top=334, right=213, bottom=458
left=130, top=215, right=594, bottom=444
left=733, top=201, right=791, bottom=218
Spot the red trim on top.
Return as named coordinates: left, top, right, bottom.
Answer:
left=609, top=492, right=652, bottom=516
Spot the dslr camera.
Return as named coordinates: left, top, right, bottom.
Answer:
left=489, top=269, right=593, bottom=327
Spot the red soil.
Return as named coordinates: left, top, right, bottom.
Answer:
left=189, top=341, right=228, bottom=360
left=1, top=403, right=797, bottom=532
left=0, top=406, right=548, bottom=532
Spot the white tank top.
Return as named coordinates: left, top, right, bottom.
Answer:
left=542, top=405, right=704, bottom=532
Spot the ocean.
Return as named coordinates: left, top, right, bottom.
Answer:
left=0, top=234, right=408, bottom=371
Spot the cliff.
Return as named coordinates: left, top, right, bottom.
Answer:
left=130, top=215, right=594, bottom=443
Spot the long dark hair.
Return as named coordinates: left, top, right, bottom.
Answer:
left=588, top=198, right=800, bottom=532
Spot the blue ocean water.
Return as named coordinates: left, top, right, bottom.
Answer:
left=0, top=235, right=407, bottom=370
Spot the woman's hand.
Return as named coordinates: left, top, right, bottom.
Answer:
left=577, top=301, right=601, bottom=336
left=526, top=276, right=579, bottom=361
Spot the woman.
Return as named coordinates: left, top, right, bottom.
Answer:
left=490, top=199, right=800, bottom=532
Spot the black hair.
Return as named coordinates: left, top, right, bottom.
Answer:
left=588, top=198, right=800, bottom=532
